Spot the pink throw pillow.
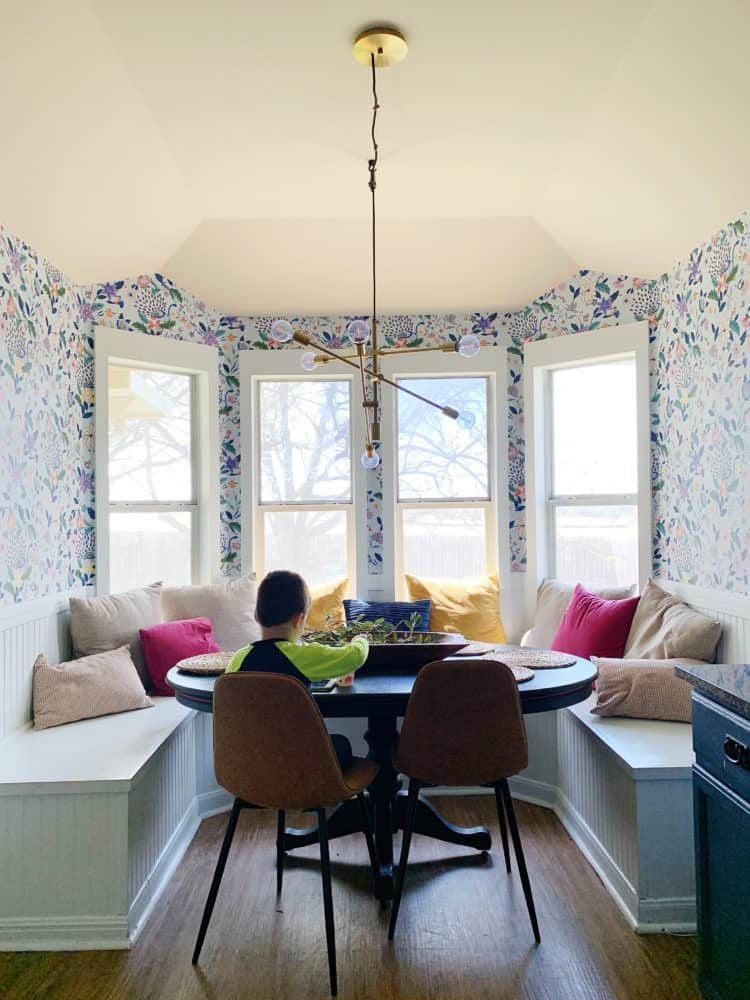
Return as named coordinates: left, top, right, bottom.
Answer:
left=551, top=584, right=640, bottom=660
left=140, top=618, right=220, bottom=695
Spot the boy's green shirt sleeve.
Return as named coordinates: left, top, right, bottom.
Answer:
left=283, top=636, right=369, bottom=681
left=226, top=645, right=250, bottom=673
left=225, top=638, right=369, bottom=682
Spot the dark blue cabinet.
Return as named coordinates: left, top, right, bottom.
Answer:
left=693, top=693, right=750, bottom=1000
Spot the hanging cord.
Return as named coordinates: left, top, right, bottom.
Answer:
left=369, top=52, right=379, bottom=330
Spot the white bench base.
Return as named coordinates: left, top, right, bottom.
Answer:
left=552, top=698, right=695, bottom=933
left=0, top=700, right=230, bottom=951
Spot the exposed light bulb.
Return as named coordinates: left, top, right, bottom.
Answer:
left=300, top=350, right=319, bottom=372
left=457, top=410, right=476, bottom=430
left=361, top=447, right=381, bottom=470
left=457, top=333, right=481, bottom=359
left=270, top=319, right=293, bottom=343
left=346, top=319, right=371, bottom=345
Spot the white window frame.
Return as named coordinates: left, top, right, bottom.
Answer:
left=379, top=350, right=509, bottom=601
left=524, top=322, right=651, bottom=596
left=239, top=350, right=361, bottom=590
left=94, top=325, right=219, bottom=594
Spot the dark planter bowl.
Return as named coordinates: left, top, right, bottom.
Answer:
left=357, top=632, right=469, bottom=672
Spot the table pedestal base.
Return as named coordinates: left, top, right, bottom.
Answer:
left=282, top=712, right=491, bottom=901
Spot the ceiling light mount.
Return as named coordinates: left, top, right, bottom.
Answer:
left=352, top=26, right=408, bottom=67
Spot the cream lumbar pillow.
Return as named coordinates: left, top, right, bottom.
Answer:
left=590, top=657, right=707, bottom=723
left=69, top=583, right=163, bottom=690
left=623, top=578, right=721, bottom=661
left=521, top=578, right=637, bottom=649
left=33, top=646, right=153, bottom=730
left=404, top=572, right=506, bottom=643
left=161, top=575, right=259, bottom=653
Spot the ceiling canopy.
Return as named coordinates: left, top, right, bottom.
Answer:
left=2, top=0, right=747, bottom=312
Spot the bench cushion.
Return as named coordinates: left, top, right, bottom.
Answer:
left=0, top=697, right=194, bottom=794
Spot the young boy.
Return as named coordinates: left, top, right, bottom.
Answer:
left=227, top=570, right=368, bottom=770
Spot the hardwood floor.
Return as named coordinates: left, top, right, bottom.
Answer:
left=0, top=796, right=699, bottom=1000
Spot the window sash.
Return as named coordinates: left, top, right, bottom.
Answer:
left=394, top=500, right=495, bottom=593
left=253, top=503, right=356, bottom=587
left=395, top=374, right=491, bottom=503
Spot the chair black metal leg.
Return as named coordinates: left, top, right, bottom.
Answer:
left=499, top=779, right=541, bottom=943
left=355, top=793, right=379, bottom=889
left=192, top=797, right=242, bottom=964
left=276, top=809, right=286, bottom=896
left=388, top=778, right=421, bottom=940
left=317, top=808, right=338, bottom=996
left=493, top=783, right=511, bottom=873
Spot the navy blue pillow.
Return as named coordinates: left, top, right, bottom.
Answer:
left=343, top=599, right=432, bottom=632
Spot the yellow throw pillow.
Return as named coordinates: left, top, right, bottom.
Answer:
left=307, top=578, right=348, bottom=631
left=404, top=572, right=506, bottom=643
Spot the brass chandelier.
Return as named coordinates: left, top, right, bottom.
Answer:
left=269, top=26, right=481, bottom=470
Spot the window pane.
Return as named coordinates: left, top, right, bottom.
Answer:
left=109, top=511, right=192, bottom=593
left=402, top=507, right=486, bottom=579
left=553, top=505, right=638, bottom=589
left=108, top=366, right=193, bottom=502
left=263, top=510, right=348, bottom=587
left=397, top=377, right=489, bottom=500
left=551, top=360, right=636, bottom=495
left=259, top=381, right=351, bottom=503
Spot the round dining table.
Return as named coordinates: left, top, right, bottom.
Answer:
left=167, top=655, right=596, bottom=901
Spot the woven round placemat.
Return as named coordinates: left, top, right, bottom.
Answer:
left=176, top=651, right=234, bottom=676
left=455, top=643, right=577, bottom=669
left=509, top=664, right=534, bottom=683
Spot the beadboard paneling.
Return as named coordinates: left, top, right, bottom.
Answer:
left=558, top=707, right=639, bottom=890
left=0, top=591, right=90, bottom=742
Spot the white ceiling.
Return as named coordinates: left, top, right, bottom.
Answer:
left=2, top=0, right=748, bottom=313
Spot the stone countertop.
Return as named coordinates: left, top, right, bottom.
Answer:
left=675, top=662, right=750, bottom=722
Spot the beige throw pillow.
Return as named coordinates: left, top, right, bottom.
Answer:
left=161, top=575, right=259, bottom=653
left=590, top=656, right=707, bottom=722
left=522, top=578, right=637, bottom=648
left=33, top=646, right=153, bottom=730
left=624, top=578, right=721, bottom=661
left=69, top=583, right=163, bottom=689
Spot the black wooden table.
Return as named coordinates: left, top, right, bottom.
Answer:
left=167, top=656, right=596, bottom=901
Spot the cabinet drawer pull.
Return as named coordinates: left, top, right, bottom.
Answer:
left=724, top=735, right=750, bottom=768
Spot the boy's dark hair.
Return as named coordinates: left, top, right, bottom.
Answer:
left=255, top=570, right=311, bottom=627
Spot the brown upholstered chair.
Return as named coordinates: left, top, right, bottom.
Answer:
left=192, top=672, right=380, bottom=996
left=388, top=658, right=540, bottom=944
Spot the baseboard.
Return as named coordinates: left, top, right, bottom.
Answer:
left=508, top=775, right=559, bottom=809
left=128, top=801, right=201, bottom=945
left=555, top=790, right=695, bottom=933
left=633, top=898, right=696, bottom=934
left=0, top=915, right=130, bottom=951
left=198, top=787, right=234, bottom=817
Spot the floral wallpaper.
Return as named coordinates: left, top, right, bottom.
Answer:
left=0, top=226, right=93, bottom=602
left=650, top=215, right=750, bottom=590
left=1, top=210, right=749, bottom=604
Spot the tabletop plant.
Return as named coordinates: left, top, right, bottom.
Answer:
left=303, top=611, right=437, bottom=646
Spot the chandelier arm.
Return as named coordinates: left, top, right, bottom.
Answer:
left=370, top=370, right=459, bottom=419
